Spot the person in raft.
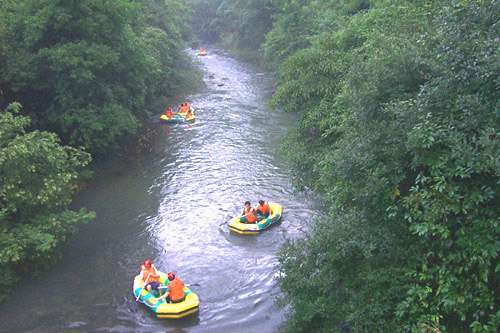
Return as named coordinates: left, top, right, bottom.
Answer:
left=164, top=106, right=174, bottom=118
left=240, top=201, right=257, bottom=224
left=140, top=259, right=161, bottom=292
left=177, top=103, right=185, bottom=113
left=159, top=272, right=186, bottom=303
left=185, top=107, right=193, bottom=119
left=178, top=102, right=190, bottom=114
left=255, top=200, right=270, bottom=220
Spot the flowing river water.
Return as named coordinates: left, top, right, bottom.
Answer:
left=0, top=50, right=323, bottom=333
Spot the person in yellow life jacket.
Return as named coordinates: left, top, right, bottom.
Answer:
left=240, top=201, right=257, bottom=224
left=256, top=200, right=270, bottom=219
left=159, top=272, right=185, bottom=303
left=140, top=259, right=161, bottom=292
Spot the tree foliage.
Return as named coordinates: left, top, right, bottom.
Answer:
left=187, top=0, right=370, bottom=67
left=0, top=103, right=95, bottom=302
left=268, top=1, right=499, bottom=332
left=192, top=0, right=499, bottom=330
left=188, top=0, right=276, bottom=56
left=0, top=0, right=195, bottom=155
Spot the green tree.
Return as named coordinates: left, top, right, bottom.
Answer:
left=188, top=0, right=276, bottom=58
left=0, top=103, right=95, bottom=301
left=272, top=1, right=499, bottom=332
left=187, top=0, right=224, bottom=43
left=262, top=0, right=370, bottom=69
left=0, top=0, right=196, bottom=155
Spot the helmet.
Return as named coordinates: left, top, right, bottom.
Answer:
left=144, top=259, right=152, bottom=268
left=167, top=272, right=176, bottom=281
left=259, top=200, right=265, bottom=205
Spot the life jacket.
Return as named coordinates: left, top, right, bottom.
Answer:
left=243, top=206, right=253, bottom=214
left=168, top=277, right=185, bottom=302
left=242, top=207, right=257, bottom=223
left=256, top=202, right=270, bottom=216
left=141, top=265, right=160, bottom=283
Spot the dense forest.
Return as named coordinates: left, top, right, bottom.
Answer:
left=0, top=0, right=196, bottom=156
left=0, top=0, right=196, bottom=301
left=189, top=0, right=499, bottom=332
left=0, top=0, right=498, bottom=332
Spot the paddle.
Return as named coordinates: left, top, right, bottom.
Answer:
left=135, top=272, right=150, bottom=302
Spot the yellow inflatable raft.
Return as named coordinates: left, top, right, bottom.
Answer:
left=133, top=272, right=199, bottom=319
left=228, top=202, right=283, bottom=235
left=160, top=108, right=195, bottom=123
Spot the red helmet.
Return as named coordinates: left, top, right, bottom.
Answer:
left=143, top=259, right=152, bottom=268
left=167, top=272, right=176, bottom=281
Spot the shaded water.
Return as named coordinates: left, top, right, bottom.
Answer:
left=0, top=49, right=323, bottom=333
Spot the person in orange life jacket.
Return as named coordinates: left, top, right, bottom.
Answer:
left=185, top=108, right=193, bottom=119
left=255, top=200, right=270, bottom=219
left=140, top=259, right=161, bottom=292
left=159, top=272, right=185, bottom=303
left=177, top=103, right=185, bottom=113
left=179, top=102, right=190, bottom=114
left=239, top=201, right=257, bottom=223
left=164, top=106, right=174, bottom=118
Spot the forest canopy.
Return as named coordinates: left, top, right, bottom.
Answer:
left=0, top=0, right=196, bottom=156
left=189, top=0, right=499, bottom=331
left=0, top=103, right=95, bottom=302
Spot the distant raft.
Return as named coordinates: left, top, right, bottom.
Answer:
left=160, top=108, right=195, bottom=123
left=228, top=202, right=283, bottom=235
left=197, top=49, right=207, bottom=56
left=133, top=272, right=199, bottom=319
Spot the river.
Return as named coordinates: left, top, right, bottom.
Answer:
left=0, top=49, right=323, bottom=333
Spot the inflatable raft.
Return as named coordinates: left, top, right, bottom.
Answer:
left=160, top=108, right=195, bottom=123
left=228, top=202, right=283, bottom=235
left=197, top=50, right=207, bottom=56
left=133, top=272, right=199, bottom=319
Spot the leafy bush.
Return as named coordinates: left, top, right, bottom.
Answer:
left=271, top=1, right=499, bottom=332
left=0, top=103, right=95, bottom=302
